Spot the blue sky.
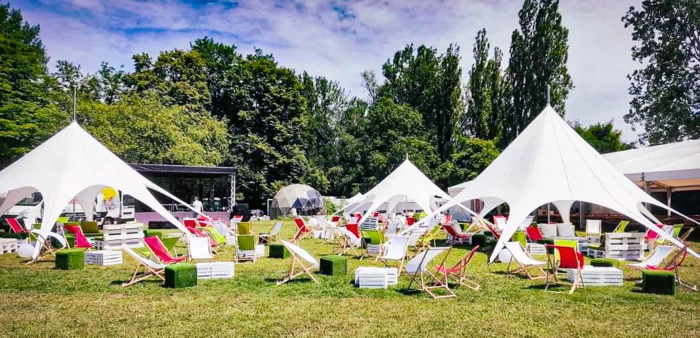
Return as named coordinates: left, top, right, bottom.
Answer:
left=16, top=0, right=643, bottom=141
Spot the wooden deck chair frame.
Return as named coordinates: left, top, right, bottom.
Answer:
left=122, top=248, right=165, bottom=287
left=276, top=241, right=319, bottom=285
left=378, top=235, right=410, bottom=275
left=544, top=245, right=585, bottom=294
left=335, top=228, right=361, bottom=257
left=260, top=222, right=283, bottom=244
left=202, top=226, right=227, bottom=254
left=414, top=226, right=441, bottom=254
left=26, top=230, right=66, bottom=264
left=505, top=242, right=546, bottom=280
left=405, top=247, right=455, bottom=299
left=437, top=245, right=480, bottom=290
left=660, top=242, right=697, bottom=291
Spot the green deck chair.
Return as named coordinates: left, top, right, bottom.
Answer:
left=512, top=231, right=527, bottom=248
left=415, top=226, right=441, bottom=253
left=361, top=229, right=386, bottom=260
left=203, top=227, right=227, bottom=253
left=672, top=224, right=683, bottom=239
left=613, top=220, right=630, bottom=233
left=236, top=234, right=258, bottom=263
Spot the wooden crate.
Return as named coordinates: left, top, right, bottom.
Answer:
left=567, top=266, right=623, bottom=286
left=98, top=223, right=145, bottom=250
left=196, top=262, right=234, bottom=279
left=0, top=239, right=18, bottom=254
left=354, top=267, right=388, bottom=289
left=366, top=244, right=383, bottom=256
left=85, top=250, right=123, bottom=266
left=95, top=238, right=143, bottom=251
left=527, top=243, right=546, bottom=255
left=602, top=233, right=645, bottom=261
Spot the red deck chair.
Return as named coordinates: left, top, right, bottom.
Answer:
left=185, top=226, right=217, bottom=247
left=406, top=217, right=414, bottom=226
left=435, top=245, right=480, bottom=290
left=143, top=236, right=185, bottom=264
left=63, top=225, right=93, bottom=250
left=545, top=245, right=585, bottom=294
left=526, top=227, right=544, bottom=242
left=292, top=217, right=313, bottom=242
left=346, top=223, right=361, bottom=239
left=7, top=217, right=29, bottom=233
left=442, top=224, right=470, bottom=245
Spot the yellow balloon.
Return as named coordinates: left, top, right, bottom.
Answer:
left=102, top=187, right=117, bottom=200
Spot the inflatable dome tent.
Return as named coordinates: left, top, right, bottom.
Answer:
left=270, top=184, right=323, bottom=218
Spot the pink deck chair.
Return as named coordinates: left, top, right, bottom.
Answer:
left=63, top=225, right=93, bottom=249
left=292, top=217, right=313, bottom=242
left=442, top=224, right=470, bottom=244
left=7, top=217, right=29, bottom=233
left=144, top=236, right=185, bottom=264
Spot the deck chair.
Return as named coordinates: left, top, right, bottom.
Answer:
left=629, top=245, right=697, bottom=290
left=188, top=237, right=213, bottom=262
left=63, top=225, right=93, bottom=250
left=378, top=235, right=410, bottom=274
left=504, top=242, right=547, bottom=280
left=585, top=219, right=602, bottom=237
left=7, top=217, right=29, bottom=233
left=653, top=225, right=675, bottom=245
left=260, top=222, right=283, bottom=244
left=144, top=236, right=185, bottom=264
left=236, top=234, right=259, bottom=263
left=362, top=229, right=386, bottom=260
left=484, top=221, right=501, bottom=240
left=405, top=247, right=455, bottom=299
left=185, top=225, right=217, bottom=247
left=202, top=226, right=227, bottom=253
left=435, top=245, right=480, bottom=290
left=122, top=248, right=166, bottom=287
left=415, top=226, right=441, bottom=253
left=493, top=216, right=507, bottom=231
left=613, top=220, right=630, bottom=233
left=526, top=226, right=544, bottom=242
left=406, top=229, right=426, bottom=255
left=276, top=240, right=319, bottom=285
left=292, top=217, right=313, bottom=242
left=336, top=227, right=361, bottom=256
left=384, top=222, right=399, bottom=239
left=545, top=245, right=585, bottom=294
left=443, top=224, right=470, bottom=245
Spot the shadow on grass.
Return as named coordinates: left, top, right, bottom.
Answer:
left=263, top=277, right=315, bottom=284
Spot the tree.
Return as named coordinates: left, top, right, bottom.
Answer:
left=622, top=0, right=700, bottom=144
left=0, top=3, right=67, bottom=167
left=465, top=29, right=506, bottom=141
left=571, top=120, right=634, bottom=154
left=434, top=135, right=500, bottom=188
left=381, top=44, right=464, bottom=162
left=504, top=0, right=573, bottom=145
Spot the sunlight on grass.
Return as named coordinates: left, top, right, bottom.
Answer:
left=0, top=220, right=698, bottom=337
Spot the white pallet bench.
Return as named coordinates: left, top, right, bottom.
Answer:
left=0, top=238, right=18, bottom=254
left=96, top=223, right=145, bottom=250
left=588, top=233, right=645, bottom=261
left=366, top=244, right=383, bottom=256
left=85, top=250, right=123, bottom=266
left=226, top=236, right=237, bottom=246
left=354, top=267, right=398, bottom=289
left=567, top=266, right=623, bottom=286
left=527, top=243, right=546, bottom=255
left=196, top=262, right=235, bottom=279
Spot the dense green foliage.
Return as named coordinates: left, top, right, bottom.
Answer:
left=572, top=121, right=634, bottom=154
left=622, top=0, right=700, bottom=145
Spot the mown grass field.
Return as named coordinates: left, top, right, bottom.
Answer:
left=0, top=220, right=698, bottom=337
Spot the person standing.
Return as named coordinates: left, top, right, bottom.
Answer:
left=192, top=197, right=203, bottom=218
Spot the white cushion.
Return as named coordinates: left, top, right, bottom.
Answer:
left=538, top=223, right=557, bottom=238
left=557, top=223, right=576, bottom=237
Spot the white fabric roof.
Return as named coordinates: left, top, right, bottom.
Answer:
left=0, top=122, right=197, bottom=259
left=448, top=181, right=469, bottom=197
left=603, top=139, right=700, bottom=190
left=353, top=159, right=451, bottom=225
left=410, top=106, right=699, bottom=262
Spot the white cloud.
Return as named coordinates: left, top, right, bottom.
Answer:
left=18, top=0, right=643, bottom=141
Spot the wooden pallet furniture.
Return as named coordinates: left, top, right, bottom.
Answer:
left=195, top=262, right=235, bottom=279
left=588, top=233, right=645, bottom=261
left=566, top=266, right=623, bottom=286
left=94, top=222, right=145, bottom=250
left=85, top=250, right=123, bottom=266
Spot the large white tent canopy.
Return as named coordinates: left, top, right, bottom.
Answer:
left=408, top=106, right=699, bottom=262
left=0, top=122, right=198, bottom=259
left=352, top=159, right=451, bottom=225
left=603, top=139, right=700, bottom=191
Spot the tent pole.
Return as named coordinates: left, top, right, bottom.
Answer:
left=547, top=203, right=550, bottom=223
left=666, top=188, right=672, bottom=217
left=644, top=181, right=651, bottom=211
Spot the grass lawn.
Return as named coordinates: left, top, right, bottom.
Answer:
left=0, top=220, right=699, bottom=337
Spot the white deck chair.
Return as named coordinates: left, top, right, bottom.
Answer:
left=519, top=216, right=534, bottom=230
left=405, top=246, right=455, bottom=299
left=406, top=229, right=426, bottom=256
left=377, top=235, right=409, bottom=273
left=504, top=242, right=547, bottom=280
left=628, top=245, right=676, bottom=270
left=336, top=227, right=362, bottom=256
left=385, top=222, right=399, bottom=239
left=277, top=241, right=319, bottom=285
left=122, top=248, right=166, bottom=287
left=189, top=237, right=213, bottom=262
left=585, top=219, right=602, bottom=236
left=260, top=222, right=283, bottom=244
left=494, top=216, right=507, bottom=231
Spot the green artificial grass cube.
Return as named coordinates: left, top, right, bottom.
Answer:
left=471, top=234, right=487, bottom=248
left=52, top=234, right=75, bottom=248
left=55, top=249, right=84, bottom=270
left=269, top=243, right=290, bottom=258
left=164, top=263, right=197, bottom=288
left=642, top=270, right=675, bottom=295
left=0, top=232, right=28, bottom=240
left=80, top=221, right=99, bottom=234
left=143, top=229, right=164, bottom=239
left=320, top=255, right=347, bottom=276
left=591, top=258, right=618, bottom=268
left=483, top=231, right=493, bottom=238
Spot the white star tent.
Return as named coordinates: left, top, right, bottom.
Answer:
left=405, top=106, right=699, bottom=262
left=352, top=159, right=451, bottom=226
left=0, top=122, right=198, bottom=259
